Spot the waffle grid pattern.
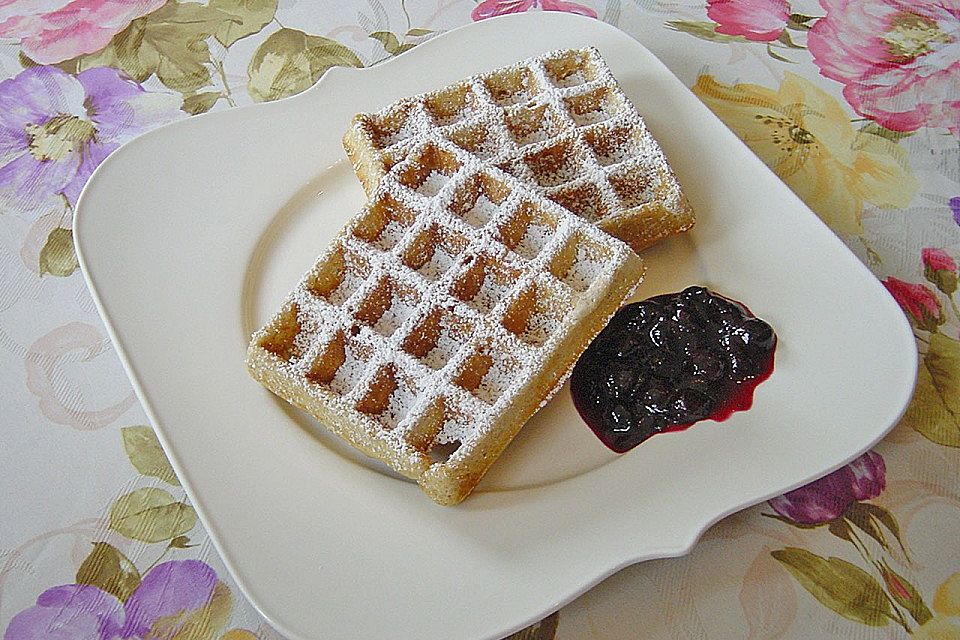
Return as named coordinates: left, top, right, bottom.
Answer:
left=247, top=137, right=645, bottom=504
left=344, top=48, right=694, bottom=251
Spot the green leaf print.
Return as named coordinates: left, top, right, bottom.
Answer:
left=370, top=31, right=401, bottom=55
left=74, top=0, right=230, bottom=94
left=170, top=535, right=196, bottom=548
left=665, top=21, right=750, bottom=43
left=902, top=333, right=960, bottom=447
left=39, top=227, right=78, bottom=277
left=879, top=561, right=932, bottom=625
left=777, top=31, right=805, bottom=49
left=76, top=542, right=142, bottom=602
left=370, top=32, right=416, bottom=57
left=109, top=488, right=197, bottom=543
left=772, top=547, right=893, bottom=626
left=152, top=581, right=233, bottom=640
left=845, top=502, right=889, bottom=550
left=182, top=91, right=223, bottom=115
left=209, top=0, right=278, bottom=47
left=246, top=28, right=362, bottom=102
left=845, top=502, right=910, bottom=558
left=121, top=425, right=180, bottom=486
left=786, top=13, right=815, bottom=30
left=861, top=121, right=914, bottom=143
left=18, top=51, right=39, bottom=68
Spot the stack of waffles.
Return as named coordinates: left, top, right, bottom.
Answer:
left=246, top=48, right=694, bottom=505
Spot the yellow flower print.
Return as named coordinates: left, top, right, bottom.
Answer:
left=912, top=572, right=960, bottom=639
left=935, top=573, right=960, bottom=616
left=913, top=618, right=960, bottom=639
left=691, top=72, right=917, bottom=235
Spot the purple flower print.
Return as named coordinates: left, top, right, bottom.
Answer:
left=0, top=66, right=182, bottom=217
left=951, top=197, right=960, bottom=227
left=4, top=560, right=225, bottom=640
left=5, top=585, right=123, bottom=639
left=847, top=450, right=886, bottom=500
left=768, top=451, right=886, bottom=524
left=121, top=560, right=221, bottom=638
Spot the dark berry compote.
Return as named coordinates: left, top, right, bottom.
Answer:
left=570, top=286, right=777, bottom=453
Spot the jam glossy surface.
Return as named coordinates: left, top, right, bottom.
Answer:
left=570, top=286, right=777, bottom=453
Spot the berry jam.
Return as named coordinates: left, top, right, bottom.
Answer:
left=570, top=286, right=776, bottom=453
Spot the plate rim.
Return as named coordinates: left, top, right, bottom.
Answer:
left=74, top=12, right=920, bottom=640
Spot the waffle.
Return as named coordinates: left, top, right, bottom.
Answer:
left=247, top=137, right=645, bottom=505
left=343, top=48, right=694, bottom=253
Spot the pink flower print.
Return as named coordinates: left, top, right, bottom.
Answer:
left=707, top=0, right=791, bottom=42
left=922, top=247, right=958, bottom=294
left=472, top=0, right=597, bottom=22
left=24, top=322, right=136, bottom=429
left=923, top=247, right=959, bottom=274
left=882, top=277, right=946, bottom=332
left=0, top=0, right=166, bottom=65
left=883, top=568, right=913, bottom=602
left=808, top=0, right=960, bottom=135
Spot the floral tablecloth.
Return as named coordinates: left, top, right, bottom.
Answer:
left=2, top=0, right=958, bottom=638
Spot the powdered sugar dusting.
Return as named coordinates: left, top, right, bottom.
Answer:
left=423, top=330, right=461, bottom=370
left=551, top=70, right=587, bottom=88
left=251, top=52, right=658, bottom=501
left=383, top=116, right=420, bottom=147
left=379, top=376, right=419, bottom=429
left=466, top=270, right=513, bottom=314
left=331, top=342, right=367, bottom=395
left=570, top=107, right=612, bottom=127
left=417, top=171, right=449, bottom=197
left=434, top=409, right=473, bottom=445
left=512, top=221, right=554, bottom=259
left=518, top=127, right=554, bottom=146
left=526, top=153, right=585, bottom=188
left=255, top=137, right=635, bottom=459
left=459, top=193, right=498, bottom=227
left=473, top=353, right=518, bottom=405
left=327, top=269, right=365, bottom=305
left=372, top=292, right=418, bottom=337
left=349, top=47, right=691, bottom=228
left=564, top=243, right=605, bottom=292
left=417, top=245, right=457, bottom=280
left=374, top=220, right=407, bottom=251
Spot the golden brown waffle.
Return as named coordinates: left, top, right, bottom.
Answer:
left=343, top=48, right=694, bottom=253
left=247, top=137, right=644, bottom=505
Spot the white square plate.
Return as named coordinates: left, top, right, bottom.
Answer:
left=76, top=12, right=917, bottom=640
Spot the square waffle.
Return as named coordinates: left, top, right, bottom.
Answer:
left=246, top=137, right=645, bottom=505
left=343, top=47, right=694, bottom=253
